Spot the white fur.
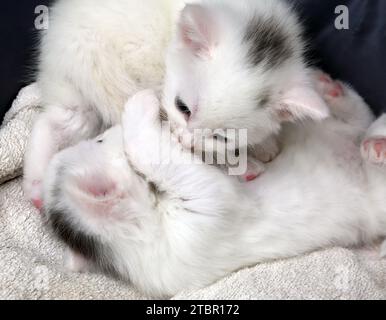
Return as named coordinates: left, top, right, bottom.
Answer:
left=24, top=0, right=185, bottom=203
left=43, top=78, right=386, bottom=298
left=25, top=0, right=323, bottom=203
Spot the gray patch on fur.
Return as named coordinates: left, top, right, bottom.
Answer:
left=159, top=108, right=168, bottom=122
left=148, top=180, right=166, bottom=208
left=243, top=15, right=294, bottom=69
left=47, top=206, right=120, bottom=278
left=44, top=165, right=121, bottom=279
left=148, top=181, right=165, bottom=197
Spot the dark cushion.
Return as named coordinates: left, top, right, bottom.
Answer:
left=290, top=0, right=386, bottom=115
left=0, top=0, right=52, bottom=121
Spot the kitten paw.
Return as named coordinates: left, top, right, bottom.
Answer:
left=23, top=179, right=44, bottom=211
left=123, top=90, right=164, bottom=169
left=64, top=249, right=90, bottom=273
left=253, top=140, right=280, bottom=164
left=361, top=137, right=386, bottom=165
left=239, top=160, right=265, bottom=182
left=124, top=89, right=160, bottom=124
left=122, top=89, right=161, bottom=142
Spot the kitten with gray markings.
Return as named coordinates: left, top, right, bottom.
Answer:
left=24, top=0, right=328, bottom=209
left=43, top=72, right=386, bottom=298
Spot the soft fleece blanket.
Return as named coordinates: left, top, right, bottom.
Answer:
left=1, top=85, right=386, bottom=300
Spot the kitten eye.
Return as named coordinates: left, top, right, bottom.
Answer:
left=97, top=139, right=103, bottom=143
left=213, top=134, right=228, bottom=143
left=175, top=96, right=191, bottom=118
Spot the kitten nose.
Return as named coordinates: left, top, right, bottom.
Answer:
left=175, top=97, right=192, bottom=120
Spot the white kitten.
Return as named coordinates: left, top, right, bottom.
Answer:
left=43, top=73, right=386, bottom=298
left=24, top=0, right=326, bottom=208
left=163, top=0, right=328, bottom=151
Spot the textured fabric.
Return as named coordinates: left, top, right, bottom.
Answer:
left=1, top=85, right=386, bottom=300
left=0, top=178, right=148, bottom=300
left=0, top=84, right=42, bottom=184
left=174, top=247, right=386, bottom=300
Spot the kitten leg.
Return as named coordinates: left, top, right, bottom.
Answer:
left=24, top=106, right=101, bottom=210
left=123, top=91, right=264, bottom=185
left=64, top=248, right=91, bottom=273
left=361, top=115, right=386, bottom=255
left=122, top=89, right=234, bottom=183
left=122, top=89, right=198, bottom=180
left=312, top=69, right=374, bottom=129
left=239, top=158, right=266, bottom=182
left=234, top=136, right=279, bottom=183
left=242, top=135, right=280, bottom=182
left=122, top=90, right=165, bottom=178
left=252, top=135, right=280, bottom=164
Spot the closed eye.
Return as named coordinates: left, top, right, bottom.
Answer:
left=213, top=134, right=228, bottom=143
left=175, top=96, right=191, bottom=118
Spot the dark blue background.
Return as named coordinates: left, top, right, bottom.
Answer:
left=290, top=0, right=386, bottom=116
left=0, top=0, right=52, bottom=120
left=0, top=0, right=385, bottom=121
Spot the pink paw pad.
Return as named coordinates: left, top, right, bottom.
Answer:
left=245, top=174, right=259, bottom=182
left=30, top=180, right=43, bottom=211
left=361, top=137, right=386, bottom=164
left=32, top=198, right=43, bottom=211
left=243, top=170, right=264, bottom=182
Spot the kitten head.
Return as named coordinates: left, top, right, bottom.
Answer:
left=42, top=126, right=156, bottom=280
left=163, top=1, right=329, bottom=151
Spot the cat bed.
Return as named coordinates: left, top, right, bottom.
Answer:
left=1, top=85, right=386, bottom=299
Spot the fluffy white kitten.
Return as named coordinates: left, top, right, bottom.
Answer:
left=43, top=72, right=386, bottom=298
left=24, top=0, right=328, bottom=208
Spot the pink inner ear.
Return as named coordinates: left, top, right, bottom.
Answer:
left=86, top=183, right=116, bottom=198
left=178, top=4, right=217, bottom=56
left=68, top=173, right=123, bottom=219
left=278, top=86, right=330, bottom=122
left=277, top=108, right=294, bottom=122
left=181, top=24, right=204, bottom=53
left=78, top=174, right=116, bottom=198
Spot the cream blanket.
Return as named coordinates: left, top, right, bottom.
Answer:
left=1, top=85, right=385, bottom=300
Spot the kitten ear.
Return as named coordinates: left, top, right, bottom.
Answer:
left=274, top=86, right=330, bottom=122
left=72, top=172, right=119, bottom=215
left=178, top=4, right=218, bottom=57
left=77, top=173, right=117, bottom=199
